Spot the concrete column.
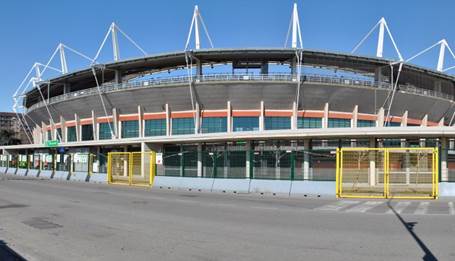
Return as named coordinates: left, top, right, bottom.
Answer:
left=63, top=83, right=71, bottom=94
left=377, top=107, right=385, bottom=127
left=112, top=108, right=119, bottom=139
left=421, top=114, right=428, bottom=127
left=246, top=142, right=251, bottom=178
left=114, top=70, right=122, bottom=84
left=369, top=138, right=376, bottom=186
left=259, top=101, right=264, bottom=131
left=260, top=62, right=269, bottom=75
left=401, top=139, right=410, bottom=184
left=401, top=111, right=408, bottom=127
left=323, top=103, right=329, bottom=128
left=227, top=101, right=232, bottom=133
left=141, top=142, right=152, bottom=178
left=91, top=110, right=97, bottom=141
left=138, top=106, right=143, bottom=138
left=60, top=116, right=66, bottom=142
left=196, top=61, right=202, bottom=77
left=352, top=105, right=358, bottom=128
left=74, top=113, right=80, bottom=142
left=303, top=139, right=311, bottom=180
left=197, top=144, right=202, bottom=177
left=291, top=101, right=298, bottom=130
left=165, top=104, right=171, bottom=136
left=224, top=144, right=229, bottom=178
left=374, top=67, right=384, bottom=83
left=195, top=103, right=200, bottom=134
left=441, top=138, right=449, bottom=182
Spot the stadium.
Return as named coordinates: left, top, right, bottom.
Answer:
left=1, top=4, right=455, bottom=198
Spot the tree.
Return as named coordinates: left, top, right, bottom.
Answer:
left=0, top=129, right=21, bottom=145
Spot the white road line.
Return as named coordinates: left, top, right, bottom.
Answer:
left=345, top=201, right=383, bottom=213
left=386, top=201, right=411, bottom=214
left=315, top=200, right=359, bottom=211
left=414, top=202, right=430, bottom=215
left=449, top=202, right=455, bottom=215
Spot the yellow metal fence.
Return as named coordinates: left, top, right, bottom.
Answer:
left=336, top=147, right=438, bottom=199
left=108, top=152, right=156, bottom=187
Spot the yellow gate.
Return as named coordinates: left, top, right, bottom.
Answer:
left=336, top=147, right=438, bottom=199
left=108, top=152, right=156, bottom=187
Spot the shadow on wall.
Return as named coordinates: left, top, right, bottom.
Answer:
left=0, top=240, right=27, bottom=261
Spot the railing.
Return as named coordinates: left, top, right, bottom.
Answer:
left=27, top=73, right=453, bottom=111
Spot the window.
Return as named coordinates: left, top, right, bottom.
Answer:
left=357, top=120, right=375, bottom=127
left=385, top=121, right=401, bottom=127
left=264, top=117, right=291, bottom=130
left=233, top=117, right=259, bottom=132
left=144, top=119, right=166, bottom=136
left=56, top=128, right=62, bottom=141
left=47, top=130, right=52, bottom=141
left=99, top=122, right=113, bottom=140
left=121, top=121, right=139, bottom=138
left=81, top=125, right=94, bottom=141
left=297, top=117, right=322, bottom=129
left=328, top=118, right=351, bottom=128
left=172, top=118, right=194, bottom=135
left=67, top=126, right=77, bottom=142
left=201, top=117, right=227, bottom=133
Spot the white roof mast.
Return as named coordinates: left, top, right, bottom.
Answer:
left=185, top=5, right=214, bottom=50
left=285, top=3, right=303, bottom=49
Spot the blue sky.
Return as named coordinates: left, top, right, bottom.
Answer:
left=0, top=0, right=454, bottom=112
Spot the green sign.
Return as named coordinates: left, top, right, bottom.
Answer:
left=46, top=140, right=59, bottom=148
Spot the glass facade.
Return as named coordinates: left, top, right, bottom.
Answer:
left=297, top=117, right=322, bottom=129
left=81, top=124, right=94, bottom=141
left=264, top=117, right=291, bottom=130
left=47, top=130, right=52, bottom=141
left=121, top=120, right=139, bottom=138
left=99, top=122, right=113, bottom=140
left=172, top=118, right=194, bottom=135
left=233, top=117, right=259, bottom=132
left=144, top=119, right=166, bottom=136
left=201, top=117, right=227, bottom=133
left=357, top=120, right=375, bottom=127
left=328, top=118, right=351, bottom=128
left=385, top=121, right=401, bottom=127
left=67, top=126, right=77, bottom=142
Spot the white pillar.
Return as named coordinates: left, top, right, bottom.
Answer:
left=323, top=103, right=329, bottom=128
left=246, top=142, right=251, bottom=178
left=165, top=104, right=171, bottom=136
left=369, top=138, right=376, bottom=186
left=291, top=101, right=298, bottom=130
left=377, top=107, right=385, bottom=127
left=441, top=138, right=448, bottom=182
left=227, top=101, right=232, bottom=133
left=197, top=144, right=202, bottom=177
left=303, top=139, right=310, bottom=180
left=259, top=101, right=264, bottom=131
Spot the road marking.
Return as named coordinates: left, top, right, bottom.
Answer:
left=449, top=202, right=455, bottom=215
left=315, top=200, right=359, bottom=211
left=414, top=202, right=430, bottom=215
left=345, top=201, right=383, bottom=213
left=386, top=201, right=411, bottom=214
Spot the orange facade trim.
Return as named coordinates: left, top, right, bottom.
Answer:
left=119, top=115, right=139, bottom=121
left=328, top=112, right=352, bottom=119
left=427, top=121, right=439, bottom=127
left=232, top=110, right=261, bottom=117
left=264, top=110, right=293, bottom=117
left=171, top=111, right=195, bottom=118
left=97, top=117, right=113, bottom=123
left=357, top=114, right=377, bottom=121
left=299, top=111, right=324, bottom=118
left=201, top=111, right=228, bottom=118
left=386, top=116, right=402, bottom=123
left=65, top=121, right=76, bottom=127
left=143, top=113, right=166, bottom=120
left=80, top=118, right=93, bottom=125
left=407, top=118, right=421, bottom=126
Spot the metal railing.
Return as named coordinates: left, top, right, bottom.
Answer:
left=27, top=73, right=453, bottom=111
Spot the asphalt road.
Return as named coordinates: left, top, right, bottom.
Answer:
left=0, top=176, right=454, bottom=261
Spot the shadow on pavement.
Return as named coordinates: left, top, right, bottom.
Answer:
left=387, top=201, right=437, bottom=261
left=0, top=240, right=26, bottom=261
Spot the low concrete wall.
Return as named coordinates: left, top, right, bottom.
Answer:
left=88, top=173, right=107, bottom=184
left=53, top=171, right=69, bottom=181
left=290, top=181, right=336, bottom=197
left=154, top=176, right=215, bottom=191
left=439, top=182, right=455, bottom=197
left=249, top=179, right=292, bottom=195
left=6, top=168, right=17, bottom=175
left=39, top=170, right=53, bottom=179
left=27, top=169, right=40, bottom=177
left=16, top=168, right=28, bottom=176
left=0, top=167, right=7, bottom=174
left=70, top=172, right=89, bottom=182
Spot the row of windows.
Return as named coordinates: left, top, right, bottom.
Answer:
left=44, top=117, right=413, bottom=142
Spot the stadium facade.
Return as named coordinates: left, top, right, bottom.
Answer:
left=2, top=4, right=455, bottom=197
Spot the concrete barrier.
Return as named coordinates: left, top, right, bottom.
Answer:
left=0, top=167, right=7, bottom=174
left=39, top=170, right=53, bottom=179
left=53, top=171, right=69, bottom=181
left=69, top=172, right=89, bottom=182
left=290, top=180, right=336, bottom=197
left=16, top=168, right=28, bottom=176
left=154, top=176, right=215, bottom=191
left=27, top=169, right=40, bottom=177
left=211, top=178, right=251, bottom=193
left=439, top=182, right=455, bottom=197
left=249, top=179, right=292, bottom=195
left=6, top=168, right=17, bottom=175
left=88, top=173, right=108, bottom=184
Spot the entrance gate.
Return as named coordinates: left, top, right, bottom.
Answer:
left=108, top=152, right=156, bottom=187
left=336, top=148, right=438, bottom=199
